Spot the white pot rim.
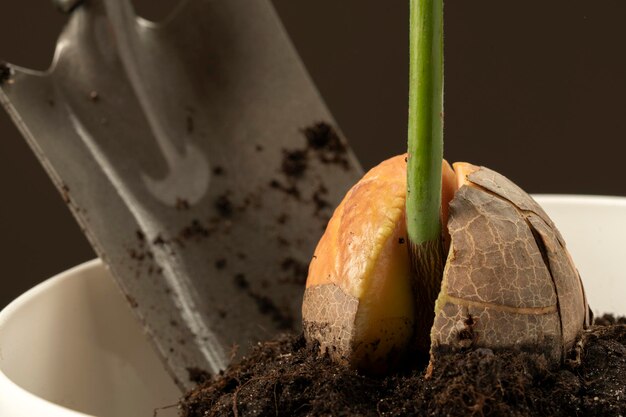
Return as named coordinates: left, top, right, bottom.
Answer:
left=533, top=193, right=626, bottom=206
left=0, top=259, right=104, bottom=417
left=0, top=259, right=103, bottom=329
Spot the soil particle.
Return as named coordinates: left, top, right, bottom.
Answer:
left=234, top=273, right=249, bottom=289
left=180, top=219, right=211, bottom=241
left=312, top=184, right=330, bottom=214
left=139, top=219, right=215, bottom=252
left=89, top=90, right=99, bottom=102
left=269, top=179, right=301, bottom=199
left=279, top=122, right=350, bottom=181
left=303, top=122, right=339, bottom=150
left=281, top=149, right=308, bottom=178
left=270, top=122, right=349, bottom=210
left=213, top=166, right=225, bottom=176
left=215, top=194, right=234, bottom=218
left=129, top=248, right=151, bottom=261
left=59, top=183, right=85, bottom=214
left=180, top=323, right=626, bottom=417
left=215, top=258, right=227, bottom=270
left=61, top=184, right=71, bottom=204
left=302, top=122, right=350, bottom=170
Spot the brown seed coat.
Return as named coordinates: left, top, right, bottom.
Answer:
left=432, top=167, right=590, bottom=360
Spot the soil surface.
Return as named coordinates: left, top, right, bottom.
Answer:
left=179, top=316, right=625, bottom=417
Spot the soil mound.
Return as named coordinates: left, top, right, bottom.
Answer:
left=179, top=317, right=625, bottom=417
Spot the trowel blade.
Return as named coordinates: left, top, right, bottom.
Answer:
left=0, top=0, right=362, bottom=390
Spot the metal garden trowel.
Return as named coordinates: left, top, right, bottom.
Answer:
left=0, top=0, right=362, bottom=390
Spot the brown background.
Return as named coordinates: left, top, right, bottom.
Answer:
left=1, top=0, right=625, bottom=308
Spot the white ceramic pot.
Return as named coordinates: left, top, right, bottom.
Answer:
left=0, top=260, right=180, bottom=417
left=0, top=195, right=625, bottom=417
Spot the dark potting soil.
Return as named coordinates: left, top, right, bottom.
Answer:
left=179, top=316, right=626, bottom=417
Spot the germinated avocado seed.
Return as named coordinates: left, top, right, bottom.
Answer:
left=301, top=156, right=589, bottom=372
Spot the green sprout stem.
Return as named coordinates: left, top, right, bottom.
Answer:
left=406, top=0, right=445, bottom=352
left=407, top=0, right=443, bottom=243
